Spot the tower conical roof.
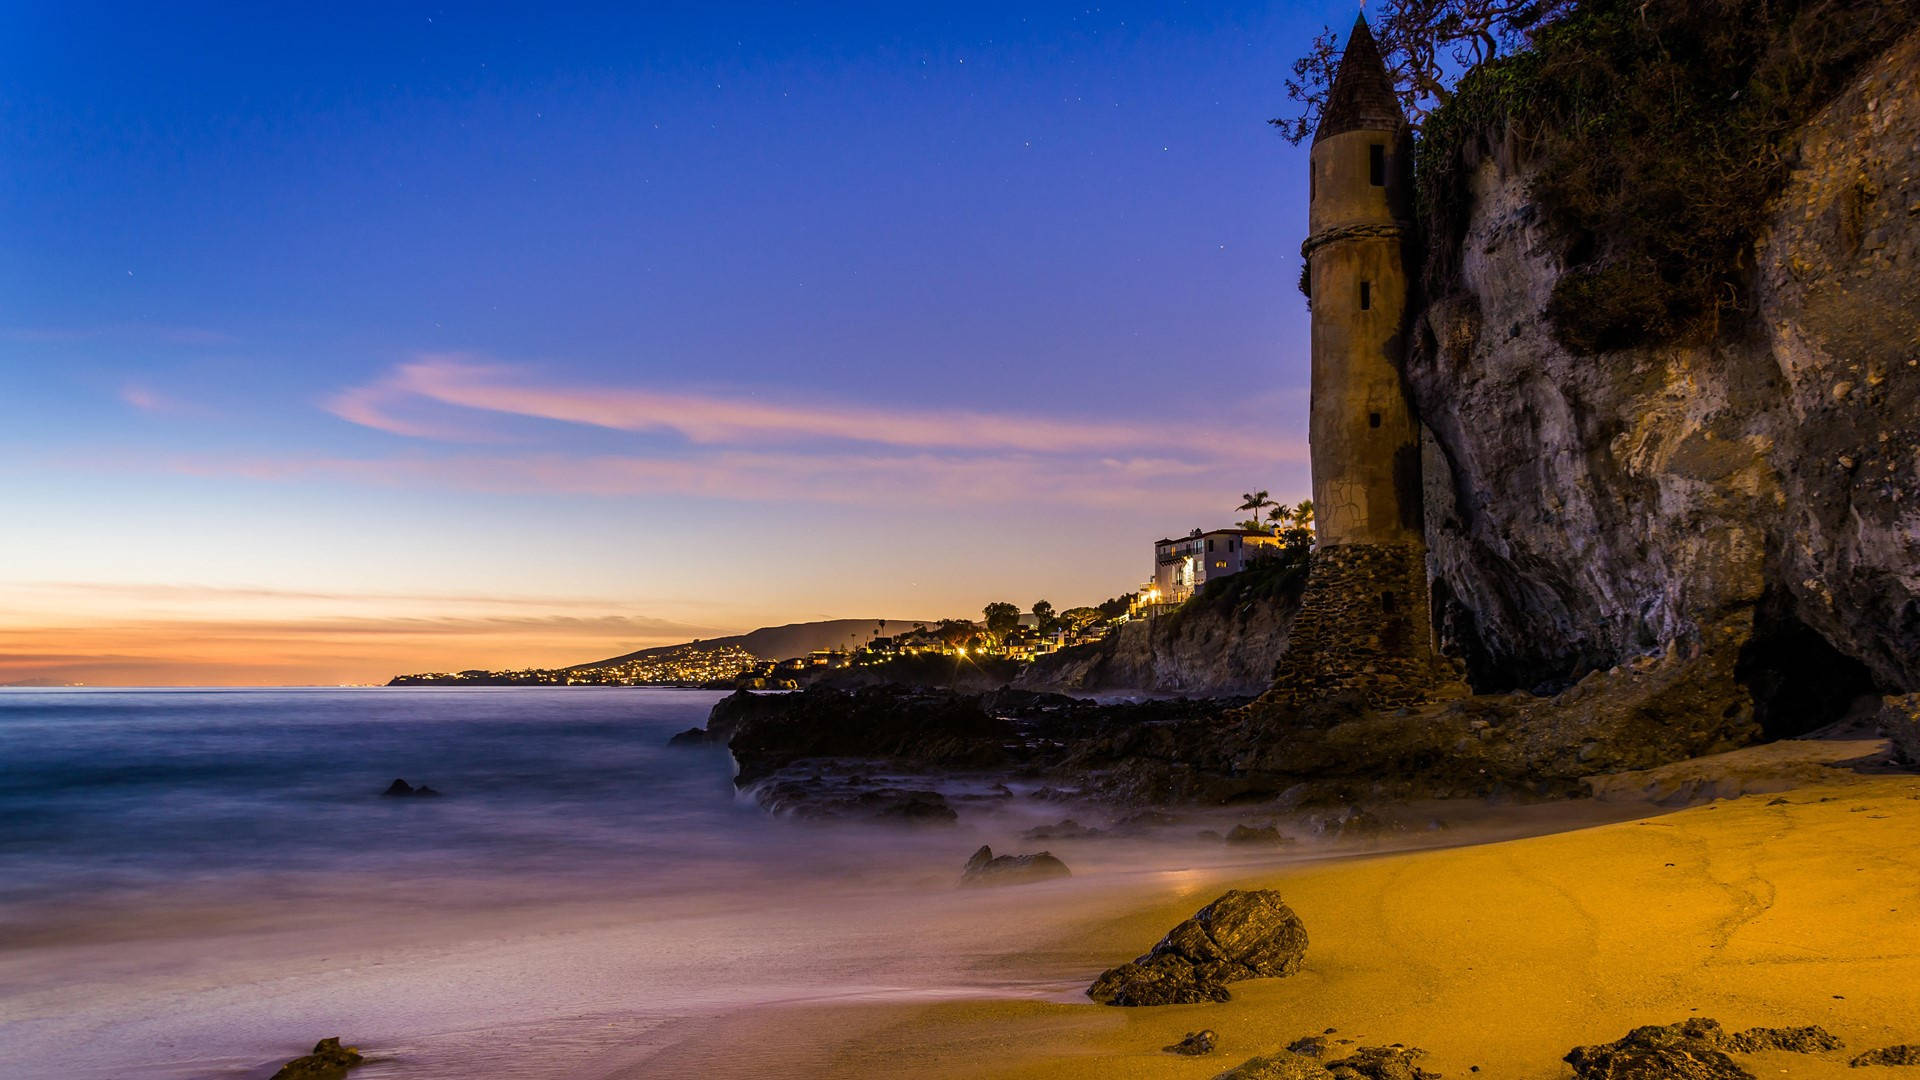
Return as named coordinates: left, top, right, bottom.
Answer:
left=1312, top=15, right=1406, bottom=144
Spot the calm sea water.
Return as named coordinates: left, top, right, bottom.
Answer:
left=0, top=687, right=757, bottom=908
left=0, top=687, right=1185, bottom=1080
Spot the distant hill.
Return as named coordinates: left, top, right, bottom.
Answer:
left=573, top=618, right=936, bottom=669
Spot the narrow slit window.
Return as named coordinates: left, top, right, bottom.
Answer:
left=1369, top=411, right=1382, bottom=428
left=1381, top=591, right=1398, bottom=613
left=1369, top=144, right=1385, bottom=186
left=1360, top=281, right=1372, bottom=310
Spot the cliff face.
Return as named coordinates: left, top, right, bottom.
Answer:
left=1014, top=582, right=1302, bottom=697
left=1409, top=29, right=1920, bottom=720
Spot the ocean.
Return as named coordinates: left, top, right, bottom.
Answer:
left=0, top=687, right=1240, bottom=1079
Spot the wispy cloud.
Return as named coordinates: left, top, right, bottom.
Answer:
left=162, top=447, right=1266, bottom=509
left=327, top=355, right=1306, bottom=459
left=120, top=382, right=186, bottom=413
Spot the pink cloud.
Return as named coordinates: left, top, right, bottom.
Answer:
left=327, top=355, right=1307, bottom=460
left=161, top=447, right=1272, bottom=510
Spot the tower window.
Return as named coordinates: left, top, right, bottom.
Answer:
left=1359, top=281, right=1372, bottom=310
left=1369, top=144, right=1385, bottom=186
left=1309, top=165, right=1315, bottom=203
left=1369, top=411, right=1382, bottom=428
left=1381, top=591, right=1398, bottom=613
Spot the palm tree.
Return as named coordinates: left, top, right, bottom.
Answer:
left=1237, top=490, right=1274, bottom=530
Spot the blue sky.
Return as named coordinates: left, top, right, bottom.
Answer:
left=0, top=2, right=1330, bottom=684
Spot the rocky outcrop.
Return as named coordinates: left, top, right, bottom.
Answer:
left=1880, top=693, right=1920, bottom=764
left=1853, top=1045, right=1920, bottom=1067
left=1214, top=1046, right=1438, bottom=1080
left=1086, top=889, right=1307, bottom=1006
left=958, top=845, right=1070, bottom=886
left=379, top=779, right=440, bottom=797
left=1015, top=563, right=1305, bottom=697
left=1565, top=1018, right=1846, bottom=1079
left=1408, top=28, right=1920, bottom=716
left=270, top=1038, right=364, bottom=1080
left=719, top=686, right=1014, bottom=786
left=1565, top=1020, right=1757, bottom=1080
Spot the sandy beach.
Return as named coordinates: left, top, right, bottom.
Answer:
left=632, top=737, right=1920, bottom=1079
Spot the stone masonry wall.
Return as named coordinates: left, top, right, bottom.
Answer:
left=1268, top=542, right=1465, bottom=708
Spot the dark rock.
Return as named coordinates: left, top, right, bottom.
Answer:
left=270, top=1037, right=363, bottom=1080
left=1325, top=1045, right=1440, bottom=1080
left=1164, top=1029, right=1218, bottom=1056
left=748, top=779, right=958, bottom=824
left=958, top=845, right=1071, bottom=887
left=1566, top=1019, right=1756, bottom=1079
left=1721, top=1025, right=1843, bottom=1054
left=1880, top=694, right=1920, bottom=765
left=1085, top=959, right=1229, bottom=1007
left=1022, top=818, right=1102, bottom=841
left=1288, top=1035, right=1329, bottom=1057
left=667, top=726, right=715, bottom=746
left=1225, top=824, right=1292, bottom=847
left=380, top=778, right=440, bottom=797
left=1309, top=806, right=1391, bottom=839
left=1086, top=889, right=1307, bottom=1006
left=1213, top=1051, right=1337, bottom=1079
left=1852, top=1045, right=1920, bottom=1067
left=723, top=685, right=1014, bottom=786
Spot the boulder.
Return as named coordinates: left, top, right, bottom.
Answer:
left=958, top=845, right=1071, bottom=887
left=1086, top=889, right=1307, bottom=1006
left=1225, top=824, right=1291, bottom=847
left=1325, top=1046, right=1439, bottom=1080
left=379, top=779, right=442, bottom=797
left=1852, top=1045, right=1920, bottom=1067
left=1213, top=1052, right=1337, bottom=1079
left=1164, top=1029, right=1218, bottom=1056
left=1720, top=1025, right=1843, bottom=1054
left=269, top=1037, right=363, bottom=1080
left=1880, top=694, right=1920, bottom=765
left=1565, top=1020, right=1755, bottom=1079
left=1022, top=818, right=1102, bottom=841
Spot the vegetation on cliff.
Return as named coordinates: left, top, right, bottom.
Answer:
left=1284, top=0, right=1917, bottom=353
left=1414, top=0, right=1917, bottom=352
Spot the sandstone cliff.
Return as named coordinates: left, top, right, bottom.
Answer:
left=1015, top=561, right=1305, bottom=697
left=1409, top=28, right=1920, bottom=727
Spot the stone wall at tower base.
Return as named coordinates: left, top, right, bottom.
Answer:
left=1267, top=542, right=1467, bottom=709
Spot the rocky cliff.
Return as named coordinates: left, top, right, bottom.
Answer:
left=1015, top=559, right=1305, bottom=697
left=1409, top=27, right=1920, bottom=727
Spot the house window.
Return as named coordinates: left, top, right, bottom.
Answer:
left=1369, top=144, right=1385, bottom=186
left=1207, top=538, right=1215, bottom=552
left=1369, top=411, right=1382, bottom=428
left=1360, top=281, right=1371, bottom=310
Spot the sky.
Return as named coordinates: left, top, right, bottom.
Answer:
left=0, top=2, right=1330, bottom=685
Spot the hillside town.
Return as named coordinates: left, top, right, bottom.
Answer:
left=390, top=492, right=1314, bottom=688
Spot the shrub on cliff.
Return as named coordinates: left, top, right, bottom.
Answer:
left=1414, top=0, right=1918, bottom=352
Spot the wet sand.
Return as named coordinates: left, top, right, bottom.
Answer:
left=628, top=738, right=1920, bottom=1079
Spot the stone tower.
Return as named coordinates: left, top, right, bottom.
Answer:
left=1270, top=16, right=1456, bottom=707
